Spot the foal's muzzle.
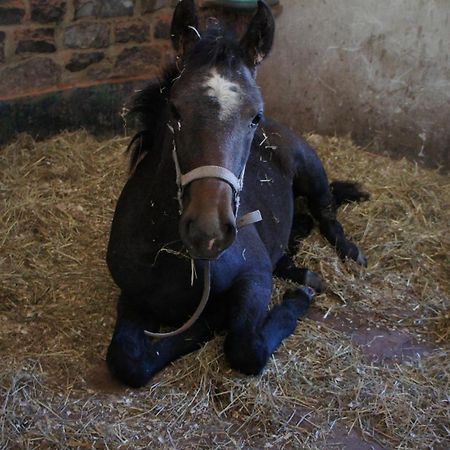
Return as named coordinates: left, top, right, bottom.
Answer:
left=171, top=140, right=245, bottom=259
left=179, top=178, right=237, bottom=260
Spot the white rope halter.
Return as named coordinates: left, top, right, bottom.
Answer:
left=170, top=128, right=246, bottom=216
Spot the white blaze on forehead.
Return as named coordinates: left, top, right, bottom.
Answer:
left=204, top=68, right=241, bottom=121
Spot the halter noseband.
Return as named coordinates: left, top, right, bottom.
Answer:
left=169, top=124, right=247, bottom=217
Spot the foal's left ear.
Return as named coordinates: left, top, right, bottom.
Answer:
left=171, top=0, right=200, bottom=57
left=240, top=0, right=275, bottom=67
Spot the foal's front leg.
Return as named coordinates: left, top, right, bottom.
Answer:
left=107, top=292, right=217, bottom=387
left=224, top=274, right=314, bottom=375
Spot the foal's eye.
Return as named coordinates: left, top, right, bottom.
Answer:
left=250, top=112, right=263, bottom=128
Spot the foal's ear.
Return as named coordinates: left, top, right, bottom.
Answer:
left=240, top=0, right=275, bottom=66
left=171, top=0, right=200, bottom=57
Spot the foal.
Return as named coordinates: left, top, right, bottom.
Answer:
left=106, top=0, right=368, bottom=387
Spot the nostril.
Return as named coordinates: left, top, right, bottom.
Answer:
left=225, top=222, right=237, bottom=238
left=223, top=223, right=237, bottom=247
left=179, top=215, right=194, bottom=241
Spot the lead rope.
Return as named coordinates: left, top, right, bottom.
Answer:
left=144, top=262, right=211, bottom=339
left=144, top=127, right=262, bottom=339
left=143, top=212, right=261, bottom=339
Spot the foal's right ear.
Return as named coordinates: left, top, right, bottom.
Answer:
left=171, top=0, right=200, bottom=57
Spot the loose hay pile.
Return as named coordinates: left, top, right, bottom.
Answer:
left=1, top=131, right=449, bottom=449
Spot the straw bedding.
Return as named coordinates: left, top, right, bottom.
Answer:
left=0, top=131, right=448, bottom=449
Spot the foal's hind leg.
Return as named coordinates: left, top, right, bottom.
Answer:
left=274, top=254, right=323, bottom=293
left=224, top=275, right=314, bottom=375
left=293, top=140, right=367, bottom=266
left=107, top=292, right=218, bottom=387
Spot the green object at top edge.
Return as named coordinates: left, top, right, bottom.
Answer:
left=204, top=0, right=279, bottom=8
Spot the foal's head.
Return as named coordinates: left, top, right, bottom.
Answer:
left=168, top=0, right=274, bottom=259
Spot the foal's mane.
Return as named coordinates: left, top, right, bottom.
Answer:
left=126, top=26, right=246, bottom=173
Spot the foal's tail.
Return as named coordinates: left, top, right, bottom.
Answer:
left=330, top=181, right=370, bottom=208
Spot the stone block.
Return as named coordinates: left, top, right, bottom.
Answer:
left=65, top=51, right=105, bottom=71
left=115, top=21, right=150, bottom=44
left=142, top=0, right=175, bottom=13
left=15, top=28, right=56, bottom=54
left=0, top=32, right=5, bottom=63
left=64, top=23, right=110, bottom=49
left=75, top=0, right=134, bottom=19
left=31, top=0, right=66, bottom=23
left=86, top=62, right=112, bottom=80
left=114, top=46, right=161, bottom=77
left=0, top=57, right=61, bottom=98
left=154, top=18, right=170, bottom=39
left=0, top=1, right=26, bottom=25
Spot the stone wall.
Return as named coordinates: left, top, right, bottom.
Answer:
left=0, top=0, right=266, bottom=146
left=0, top=0, right=176, bottom=100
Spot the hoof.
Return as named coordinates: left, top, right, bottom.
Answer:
left=355, top=248, right=368, bottom=267
left=285, top=286, right=315, bottom=304
left=341, top=243, right=368, bottom=268
left=300, top=286, right=315, bottom=302
left=303, top=270, right=324, bottom=293
left=283, top=287, right=315, bottom=318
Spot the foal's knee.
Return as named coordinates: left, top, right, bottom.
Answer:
left=106, top=331, right=153, bottom=388
left=224, top=332, right=269, bottom=376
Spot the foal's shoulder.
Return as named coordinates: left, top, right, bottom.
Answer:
left=254, top=118, right=302, bottom=177
left=256, top=118, right=322, bottom=176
